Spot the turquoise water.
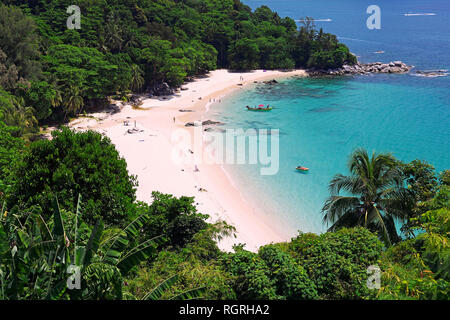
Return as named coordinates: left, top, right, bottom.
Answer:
left=206, top=75, right=449, bottom=235
left=205, top=0, right=450, bottom=236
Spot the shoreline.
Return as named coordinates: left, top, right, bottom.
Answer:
left=67, top=69, right=307, bottom=252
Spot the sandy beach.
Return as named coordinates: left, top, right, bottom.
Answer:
left=68, top=69, right=307, bottom=252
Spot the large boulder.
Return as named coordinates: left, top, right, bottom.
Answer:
left=148, top=81, right=174, bottom=96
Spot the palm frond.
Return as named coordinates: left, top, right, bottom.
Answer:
left=83, top=220, right=104, bottom=267
left=142, top=274, right=179, bottom=300
left=327, top=209, right=362, bottom=231
left=116, top=236, right=161, bottom=275
left=170, top=287, right=206, bottom=300
left=322, top=196, right=360, bottom=226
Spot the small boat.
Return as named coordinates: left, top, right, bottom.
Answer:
left=246, top=105, right=273, bottom=111
left=296, top=166, right=309, bottom=172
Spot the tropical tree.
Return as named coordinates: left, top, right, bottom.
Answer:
left=0, top=90, right=37, bottom=138
left=322, top=148, right=413, bottom=245
left=0, top=5, right=41, bottom=84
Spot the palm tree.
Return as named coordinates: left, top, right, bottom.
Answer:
left=130, top=64, right=145, bottom=92
left=322, top=148, right=413, bottom=246
left=1, top=96, right=38, bottom=138
left=62, top=85, right=84, bottom=117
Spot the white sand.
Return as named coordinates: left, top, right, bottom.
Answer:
left=68, top=69, right=307, bottom=252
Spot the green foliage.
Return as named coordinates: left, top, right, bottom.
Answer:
left=377, top=186, right=449, bottom=299
left=17, top=81, right=61, bottom=121
left=223, top=248, right=278, bottom=299
left=258, top=245, right=318, bottom=299
left=401, top=160, right=439, bottom=203
left=228, top=38, right=260, bottom=70
left=0, top=195, right=162, bottom=300
left=0, top=89, right=38, bottom=138
left=9, top=128, right=137, bottom=226
left=0, top=121, right=23, bottom=196
left=138, top=192, right=212, bottom=248
left=440, top=170, right=450, bottom=186
left=126, top=250, right=235, bottom=300
left=294, top=228, right=383, bottom=299
left=42, top=45, right=127, bottom=116
left=0, top=5, right=41, bottom=89
left=167, top=214, right=208, bottom=248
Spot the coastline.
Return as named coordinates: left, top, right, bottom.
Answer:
left=67, top=69, right=307, bottom=252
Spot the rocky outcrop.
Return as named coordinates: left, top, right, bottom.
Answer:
left=309, top=61, right=413, bottom=76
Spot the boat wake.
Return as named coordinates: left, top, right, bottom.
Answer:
left=338, top=37, right=381, bottom=44
left=297, top=18, right=332, bottom=22
left=404, top=13, right=436, bottom=16
left=411, top=70, right=448, bottom=78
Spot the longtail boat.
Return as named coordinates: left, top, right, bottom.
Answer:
left=246, top=105, right=273, bottom=111
left=296, top=166, right=309, bottom=172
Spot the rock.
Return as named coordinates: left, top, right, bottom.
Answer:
left=185, top=122, right=201, bottom=127
left=202, top=120, right=224, bottom=126
left=263, top=79, right=278, bottom=85
left=204, top=127, right=226, bottom=133
left=148, top=81, right=173, bottom=96
left=127, top=128, right=142, bottom=134
left=129, top=94, right=141, bottom=103
left=179, top=109, right=194, bottom=112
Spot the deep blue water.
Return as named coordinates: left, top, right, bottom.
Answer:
left=206, top=0, right=450, bottom=237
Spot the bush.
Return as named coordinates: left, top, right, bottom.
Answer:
left=223, top=248, right=278, bottom=299
left=259, top=245, right=318, bottom=299
left=295, top=228, right=383, bottom=299
left=125, top=250, right=236, bottom=300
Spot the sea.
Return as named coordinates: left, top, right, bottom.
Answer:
left=204, top=0, right=450, bottom=237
